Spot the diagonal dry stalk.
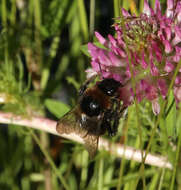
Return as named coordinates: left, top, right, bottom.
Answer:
left=0, top=111, right=172, bottom=170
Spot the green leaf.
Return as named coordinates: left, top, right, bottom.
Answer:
left=165, top=92, right=176, bottom=138
left=80, top=44, right=90, bottom=57
left=66, top=76, right=80, bottom=91
left=81, top=42, right=108, bottom=57
left=45, top=99, right=70, bottom=118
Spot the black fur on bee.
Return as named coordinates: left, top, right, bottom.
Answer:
left=56, top=77, right=126, bottom=158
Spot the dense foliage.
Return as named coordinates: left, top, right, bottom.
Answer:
left=0, top=0, right=180, bottom=189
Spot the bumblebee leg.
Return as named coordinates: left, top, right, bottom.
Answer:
left=112, top=105, right=127, bottom=134
left=119, top=106, right=127, bottom=116
left=100, top=98, right=119, bottom=136
left=100, top=110, right=113, bottom=136
left=106, top=120, right=115, bottom=136
left=108, top=98, right=127, bottom=136
left=79, top=75, right=96, bottom=96
left=107, top=98, right=120, bottom=136
left=111, top=111, right=120, bottom=136
left=107, top=123, right=115, bottom=136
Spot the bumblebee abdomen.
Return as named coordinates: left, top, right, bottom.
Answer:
left=80, top=95, right=101, bottom=117
left=80, top=87, right=111, bottom=117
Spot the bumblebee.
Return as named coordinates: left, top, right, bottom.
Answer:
left=56, top=77, right=126, bottom=158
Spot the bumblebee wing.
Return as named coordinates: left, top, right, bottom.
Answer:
left=56, top=106, right=83, bottom=135
left=56, top=106, right=99, bottom=157
left=84, top=134, right=99, bottom=158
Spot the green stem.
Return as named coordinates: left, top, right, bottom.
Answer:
left=170, top=112, right=181, bottom=190
left=119, top=11, right=146, bottom=190
left=29, top=129, right=69, bottom=190
left=78, top=0, right=89, bottom=41
left=114, top=0, right=120, bottom=17
left=89, top=0, right=95, bottom=39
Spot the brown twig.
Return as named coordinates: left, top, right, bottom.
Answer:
left=0, top=111, right=172, bottom=170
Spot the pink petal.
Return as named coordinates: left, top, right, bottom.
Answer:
left=172, top=26, right=181, bottom=45
left=152, top=98, right=160, bottom=115
left=95, top=31, right=107, bottom=45
left=174, top=86, right=181, bottom=103
left=116, top=48, right=127, bottom=57
left=125, top=61, right=131, bottom=78
left=108, top=34, right=117, bottom=47
left=119, top=85, right=133, bottom=106
left=99, top=50, right=112, bottom=66
left=108, top=52, right=124, bottom=67
left=88, top=43, right=99, bottom=59
left=175, top=76, right=181, bottom=86
left=135, top=83, right=144, bottom=102
left=172, top=46, right=181, bottom=62
left=164, top=61, right=174, bottom=72
left=175, top=46, right=181, bottom=56
left=150, top=62, right=159, bottom=76
left=121, top=8, right=131, bottom=17
left=154, top=0, right=161, bottom=11
left=145, top=85, right=158, bottom=100
left=141, top=52, right=148, bottom=69
left=102, top=71, right=111, bottom=78
left=151, top=41, right=162, bottom=61
left=140, top=79, right=149, bottom=91
left=116, top=30, right=126, bottom=48
left=157, top=79, right=168, bottom=98
left=175, top=1, right=181, bottom=23
left=154, top=0, right=161, bottom=17
left=91, top=61, right=100, bottom=72
left=112, top=73, right=123, bottom=82
left=166, top=0, right=174, bottom=18
left=133, top=52, right=140, bottom=64
left=143, top=0, right=151, bottom=16
left=164, top=40, right=172, bottom=53
left=165, top=27, right=172, bottom=41
left=160, top=35, right=172, bottom=53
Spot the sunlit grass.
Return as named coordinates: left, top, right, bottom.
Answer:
left=0, top=0, right=180, bottom=189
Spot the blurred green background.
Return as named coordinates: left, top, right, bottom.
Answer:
left=0, top=0, right=181, bottom=189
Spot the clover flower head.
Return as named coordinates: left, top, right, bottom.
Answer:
left=87, top=0, right=181, bottom=114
